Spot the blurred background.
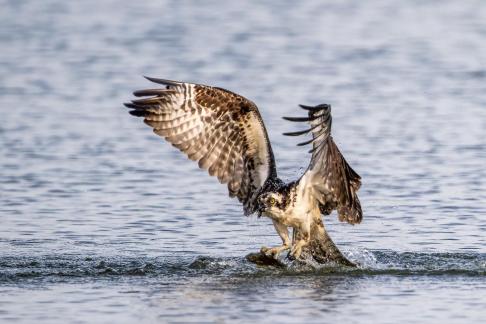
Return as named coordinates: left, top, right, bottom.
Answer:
left=1, top=1, right=485, bottom=323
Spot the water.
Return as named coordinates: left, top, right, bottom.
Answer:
left=1, top=0, right=486, bottom=323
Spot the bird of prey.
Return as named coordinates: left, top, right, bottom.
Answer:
left=125, top=77, right=362, bottom=260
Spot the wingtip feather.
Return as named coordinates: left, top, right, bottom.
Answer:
left=282, top=130, right=308, bottom=136
left=133, top=88, right=175, bottom=97
left=299, top=104, right=318, bottom=111
left=299, top=103, right=331, bottom=112
left=144, top=76, right=181, bottom=86
left=124, top=102, right=139, bottom=109
left=297, top=138, right=314, bottom=146
left=128, top=109, right=146, bottom=117
left=282, top=116, right=311, bottom=122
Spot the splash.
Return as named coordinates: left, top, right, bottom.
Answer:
left=1, top=250, right=485, bottom=284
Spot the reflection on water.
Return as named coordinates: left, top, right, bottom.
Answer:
left=1, top=0, right=486, bottom=323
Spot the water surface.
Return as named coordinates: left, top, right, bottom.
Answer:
left=1, top=0, right=486, bottom=323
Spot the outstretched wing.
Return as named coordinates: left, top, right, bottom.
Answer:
left=125, top=77, right=277, bottom=215
left=283, top=104, right=362, bottom=224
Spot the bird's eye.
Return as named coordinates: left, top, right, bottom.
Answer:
left=269, top=197, right=276, bottom=206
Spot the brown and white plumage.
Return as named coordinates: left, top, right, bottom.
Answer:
left=283, top=104, right=362, bottom=225
left=125, top=77, right=277, bottom=215
left=125, top=77, right=362, bottom=260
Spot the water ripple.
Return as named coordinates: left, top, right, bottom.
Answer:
left=1, top=251, right=485, bottom=284
left=1, top=0, right=486, bottom=322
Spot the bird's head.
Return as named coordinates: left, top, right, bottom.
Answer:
left=257, top=192, right=286, bottom=218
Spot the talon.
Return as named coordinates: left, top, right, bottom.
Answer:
left=269, top=249, right=279, bottom=258
left=260, top=246, right=276, bottom=258
left=261, top=245, right=289, bottom=259
left=267, top=248, right=278, bottom=258
left=290, top=246, right=302, bottom=260
left=286, top=252, right=295, bottom=261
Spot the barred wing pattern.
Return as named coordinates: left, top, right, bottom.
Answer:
left=283, top=104, right=362, bottom=224
left=125, top=77, right=277, bottom=215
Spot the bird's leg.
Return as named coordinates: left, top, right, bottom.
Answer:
left=261, top=220, right=291, bottom=258
left=289, top=222, right=311, bottom=260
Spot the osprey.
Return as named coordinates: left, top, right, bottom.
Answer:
left=125, top=77, right=362, bottom=260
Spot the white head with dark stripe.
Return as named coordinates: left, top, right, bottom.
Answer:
left=256, top=181, right=295, bottom=218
